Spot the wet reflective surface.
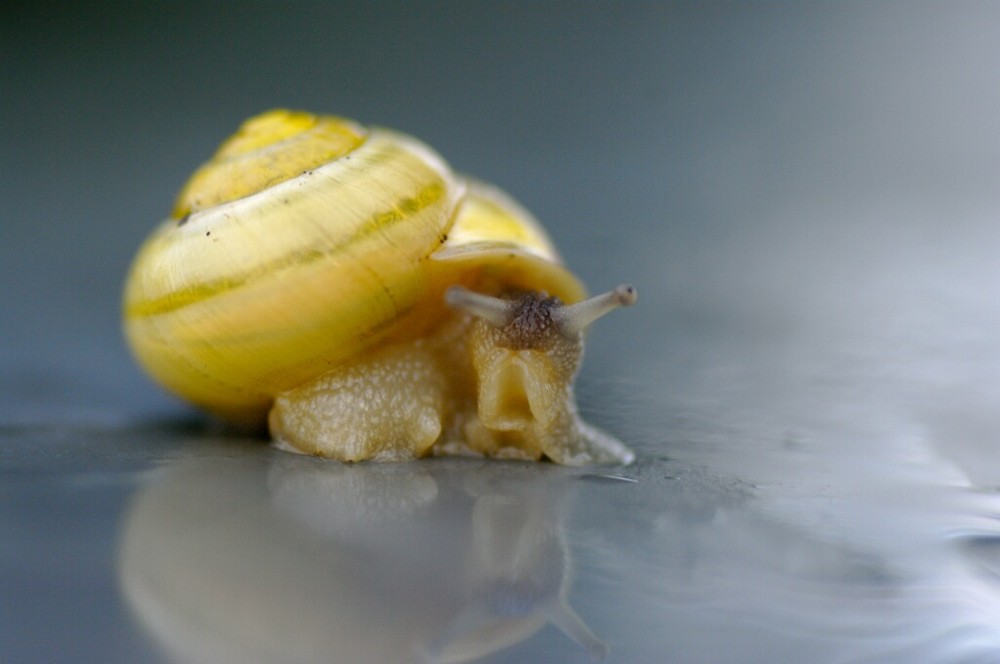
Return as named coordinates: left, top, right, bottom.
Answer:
left=6, top=3, right=1000, bottom=662
left=7, top=367, right=1000, bottom=663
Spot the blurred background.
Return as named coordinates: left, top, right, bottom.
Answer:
left=5, top=2, right=1000, bottom=662
left=3, top=2, right=999, bottom=433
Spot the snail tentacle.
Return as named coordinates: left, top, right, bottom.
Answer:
left=445, top=286, right=519, bottom=328
left=552, top=285, right=637, bottom=338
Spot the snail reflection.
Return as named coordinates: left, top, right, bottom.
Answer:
left=119, top=446, right=607, bottom=663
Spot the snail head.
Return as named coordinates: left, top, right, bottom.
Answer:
left=445, top=285, right=636, bottom=436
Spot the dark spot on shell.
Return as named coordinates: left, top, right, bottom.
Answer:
left=205, top=231, right=211, bottom=237
left=177, top=214, right=190, bottom=227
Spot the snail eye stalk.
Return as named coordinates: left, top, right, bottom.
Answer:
left=552, top=285, right=637, bottom=338
left=447, top=284, right=637, bottom=339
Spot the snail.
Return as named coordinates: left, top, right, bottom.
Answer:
left=123, top=109, right=636, bottom=465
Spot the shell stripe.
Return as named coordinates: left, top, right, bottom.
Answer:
left=126, top=142, right=451, bottom=319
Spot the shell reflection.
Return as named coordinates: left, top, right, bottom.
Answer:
left=119, top=449, right=606, bottom=663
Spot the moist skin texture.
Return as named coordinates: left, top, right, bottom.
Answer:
left=269, top=294, right=634, bottom=466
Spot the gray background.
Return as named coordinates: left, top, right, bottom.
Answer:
left=4, top=3, right=999, bottom=429
left=6, top=3, right=1000, bottom=663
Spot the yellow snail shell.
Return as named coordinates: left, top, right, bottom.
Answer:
left=123, top=109, right=636, bottom=464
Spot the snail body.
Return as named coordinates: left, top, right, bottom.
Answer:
left=124, top=110, right=635, bottom=464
